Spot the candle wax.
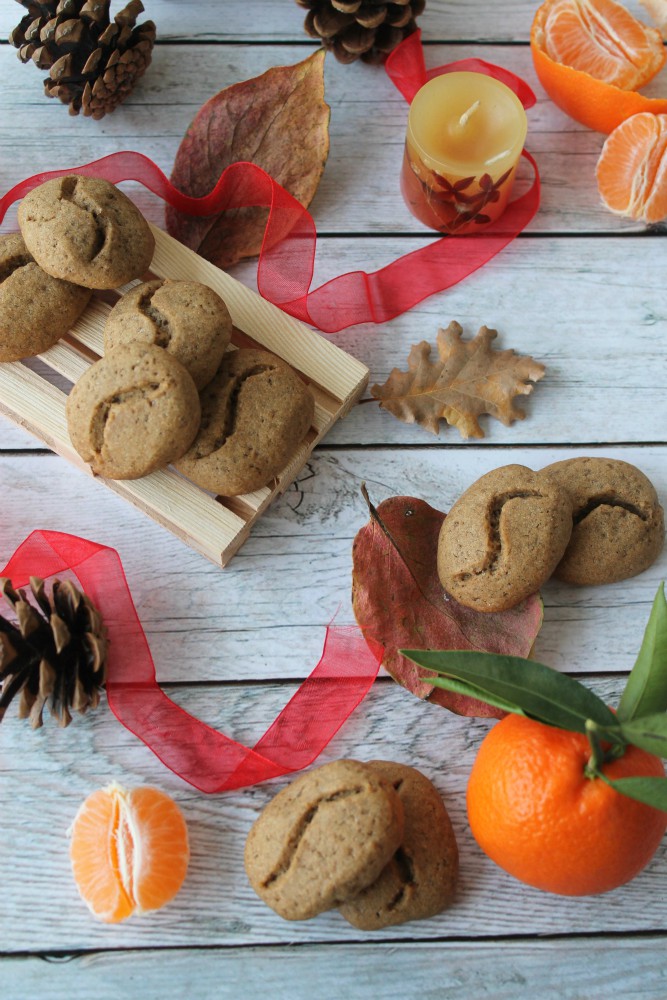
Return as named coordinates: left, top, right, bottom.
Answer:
left=401, top=72, right=528, bottom=234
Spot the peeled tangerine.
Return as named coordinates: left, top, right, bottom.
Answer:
left=596, top=112, right=667, bottom=223
left=69, top=782, right=189, bottom=923
left=539, top=0, right=665, bottom=90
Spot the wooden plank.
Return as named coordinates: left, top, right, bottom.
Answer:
left=0, top=0, right=655, bottom=43
left=4, top=936, right=667, bottom=1000
left=0, top=445, right=664, bottom=683
left=0, top=228, right=368, bottom=567
left=0, top=44, right=655, bottom=239
left=2, top=677, right=667, bottom=953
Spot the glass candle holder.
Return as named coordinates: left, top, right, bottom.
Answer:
left=401, top=72, right=528, bottom=235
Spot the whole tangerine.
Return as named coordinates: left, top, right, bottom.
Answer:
left=467, top=713, right=667, bottom=895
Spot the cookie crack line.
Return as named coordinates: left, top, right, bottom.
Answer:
left=455, top=490, right=544, bottom=582
left=385, top=847, right=416, bottom=913
left=573, top=493, right=649, bottom=525
left=195, top=364, right=277, bottom=460
left=59, top=176, right=110, bottom=263
left=90, top=382, right=164, bottom=454
left=261, top=786, right=365, bottom=889
left=137, top=283, right=172, bottom=348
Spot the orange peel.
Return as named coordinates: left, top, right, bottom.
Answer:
left=531, top=0, right=667, bottom=133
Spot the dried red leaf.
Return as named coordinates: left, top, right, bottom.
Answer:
left=166, top=50, right=330, bottom=269
left=351, top=489, right=544, bottom=717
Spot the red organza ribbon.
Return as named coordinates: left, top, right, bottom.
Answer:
left=0, top=32, right=539, bottom=333
left=1, top=531, right=382, bottom=792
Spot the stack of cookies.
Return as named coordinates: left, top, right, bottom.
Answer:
left=2, top=175, right=315, bottom=493
left=437, top=457, right=665, bottom=611
left=244, top=759, right=459, bottom=929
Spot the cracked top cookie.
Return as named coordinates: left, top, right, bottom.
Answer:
left=175, top=347, right=314, bottom=497
left=104, top=279, right=232, bottom=390
left=66, top=343, right=201, bottom=480
left=541, top=457, right=664, bottom=585
left=244, top=759, right=405, bottom=921
left=0, top=233, right=91, bottom=362
left=437, top=464, right=573, bottom=612
left=17, top=175, right=154, bottom=289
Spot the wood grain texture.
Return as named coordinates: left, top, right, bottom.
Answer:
left=5, top=936, right=667, bottom=1000
left=0, top=0, right=656, bottom=43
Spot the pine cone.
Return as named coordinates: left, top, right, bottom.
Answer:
left=297, top=0, right=426, bottom=64
left=0, top=576, right=107, bottom=728
left=9, top=0, right=156, bottom=119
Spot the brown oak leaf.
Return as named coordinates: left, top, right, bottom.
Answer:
left=166, top=50, right=330, bottom=269
left=352, top=487, right=544, bottom=718
left=371, top=321, right=546, bottom=439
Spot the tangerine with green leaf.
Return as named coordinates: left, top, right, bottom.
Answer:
left=466, top=713, right=666, bottom=895
left=402, top=582, right=667, bottom=896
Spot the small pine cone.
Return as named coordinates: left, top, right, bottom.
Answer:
left=9, top=0, right=156, bottom=119
left=296, top=0, right=426, bottom=64
left=0, top=576, right=108, bottom=728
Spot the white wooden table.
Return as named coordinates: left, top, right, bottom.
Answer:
left=1, top=2, right=667, bottom=997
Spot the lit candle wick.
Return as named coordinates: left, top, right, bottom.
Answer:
left=458, top=100, right=481, bottom=129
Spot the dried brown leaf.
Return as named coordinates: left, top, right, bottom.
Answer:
left=166, top=50, right=330, bottom=269
left=371, top=321, right=546, bottom=439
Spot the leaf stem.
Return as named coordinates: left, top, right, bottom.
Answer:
left=585, top=719, right=627, bottom=777
left=585, top=719, right=605, bottom=778
left=360, top=483, right=399, bottom=549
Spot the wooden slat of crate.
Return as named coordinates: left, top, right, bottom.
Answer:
left=148, top=225, right=367, bottom=413
left=0, top=227, right=369, bottom=566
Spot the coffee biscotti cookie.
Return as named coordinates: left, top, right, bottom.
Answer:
left=18, top=175, right=154, bottom=289
left=104, top=279, right=232, bottom=390
left=437, top=464, right=573, bottom=612
left=244, top=759, right=405, bottom=921
left=175, top=348, right=314, bottom=496
left=0, top=233, right=91, bottom=361
left=339, top=762, right=459, bottom=930
left=541, top=457, right=664, bottom=585
left=66, top=343, right=200, bottom=479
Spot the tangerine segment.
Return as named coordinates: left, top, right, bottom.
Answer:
left=542, top=0, right=665, bottom=90
left=531, top=1, right=667, bottom=133
left=597, top=112, right=667, bottom=222
left=467, top=714, right=667, bottom=896
left=69, top=787, right=135, bottom=923
left=69, top=783, right=189, bottom=923
left=126, top=786, right=190, bottom=913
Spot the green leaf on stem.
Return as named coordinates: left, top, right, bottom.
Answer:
left=617, top=583, right=667, bottom=723
left=598, top=773, right=667, bottom=813
left=400, top=649, right=617, bottom=734
left=615, top=712, right=667, bottom=758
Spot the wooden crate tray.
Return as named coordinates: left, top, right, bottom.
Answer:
left=0, top=225, right=369, bottom=566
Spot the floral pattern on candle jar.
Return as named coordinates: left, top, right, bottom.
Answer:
left=401, top=143, right=516, bottom=234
